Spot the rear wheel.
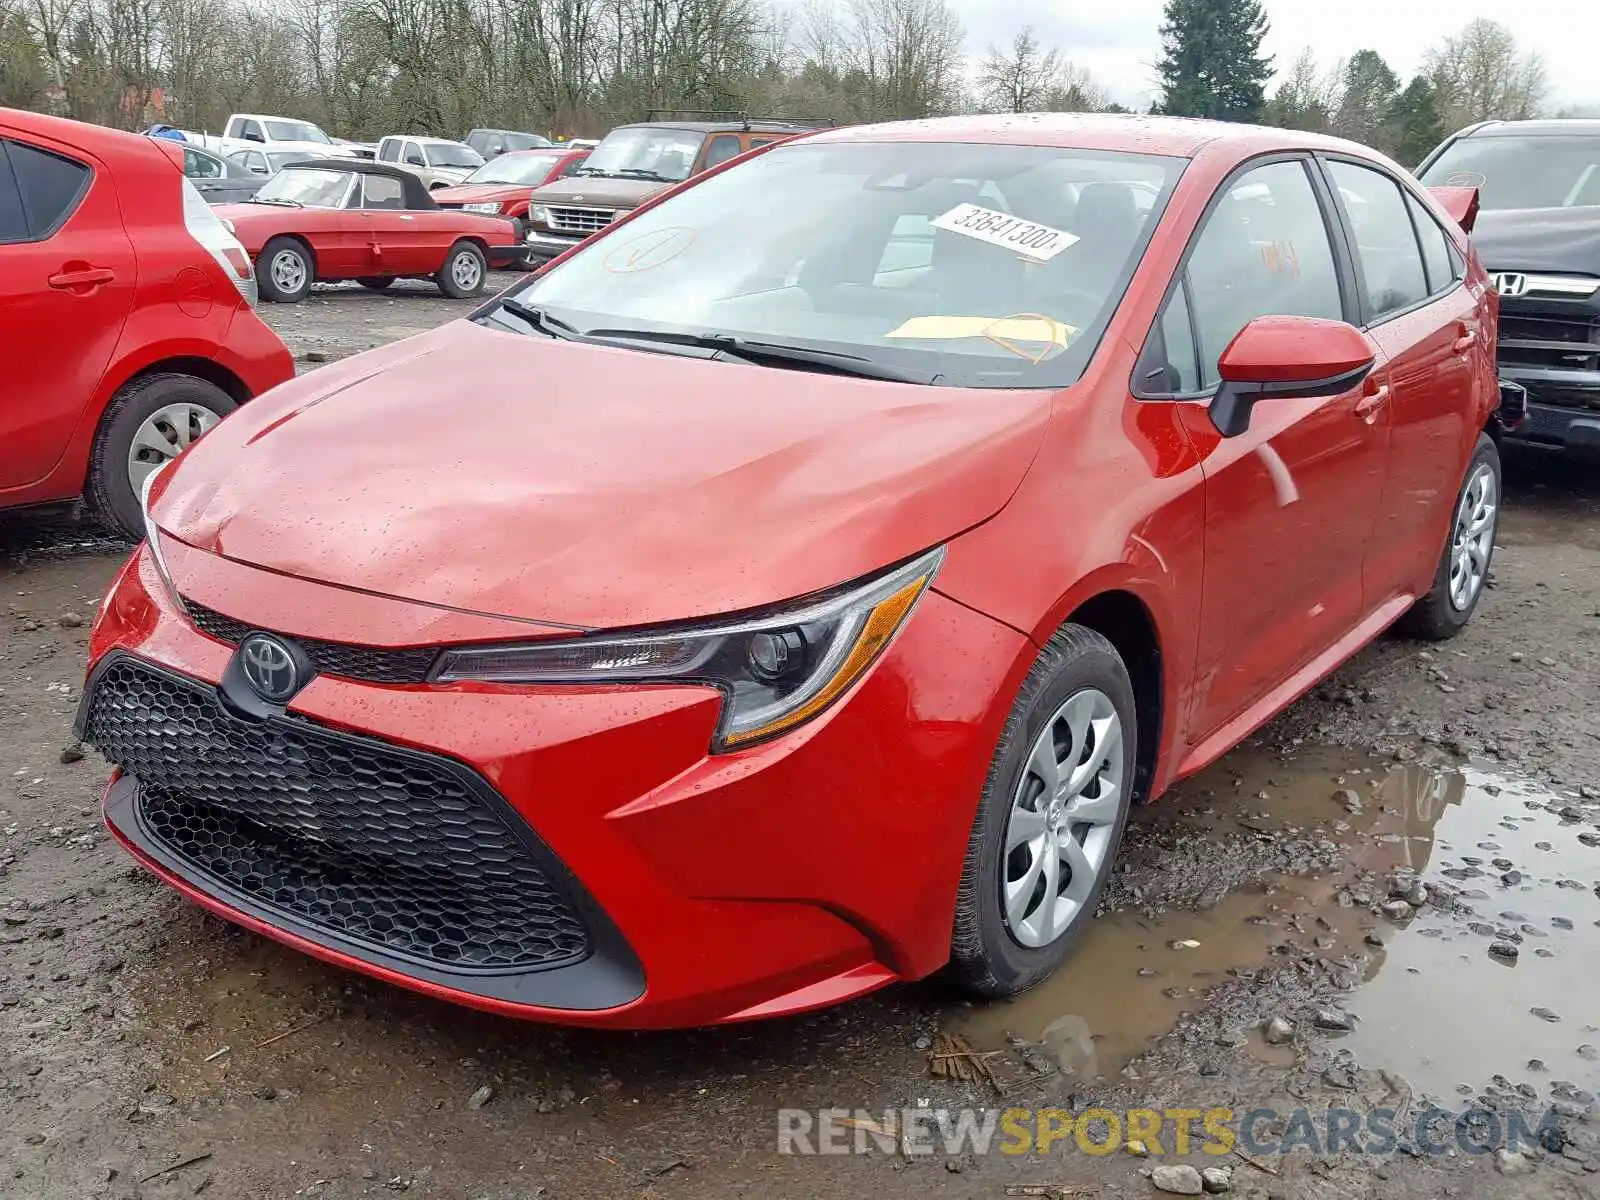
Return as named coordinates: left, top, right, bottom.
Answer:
left=435, top=240, right=486, bottom=298
left=357, top=277, right=395, bottom=291
left=947, top=625, right=1136, bottom=997
left=88, top=373, right=235, bottom=538
left=259, top=237, right=313, bottom=303
left=1397, top=433, right=1501, bottom=640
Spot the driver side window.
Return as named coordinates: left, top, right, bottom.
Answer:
left=1143, top=159, right=1344, bottom=395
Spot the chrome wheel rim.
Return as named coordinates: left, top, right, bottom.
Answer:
left=1002, top=688, right=1125, bottom=948
left=1448, top=461, right=1497, bottom=612
left=451, top=250, right=482, bottom=291
left=127, top=402, right=220, bottom=493
left=270, top=248, right=307, bottom=294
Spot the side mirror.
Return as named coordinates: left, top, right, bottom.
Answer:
left=244, top=131, right=264, bottom=143
left=249, top=164, right=268, bottom=174
left=1210, top=316, right=1377, bottom=438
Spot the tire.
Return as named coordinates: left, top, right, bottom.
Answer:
left=435, top=240, right=487, bottom=298
left=947, top=624, right=1137, bottom=998
left=1396, top=432, right=1501, bottom=640
left=87, top=373, right=236, bottom=538
left=357, top=277, right=395, bottom=291
left=258, top=237, right=313, bottom=303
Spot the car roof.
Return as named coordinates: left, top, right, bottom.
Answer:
left=288, top=157, right=440, bottom=208
left=613, top=120, right=814, bottom=135
left=800, top=112, right=1381, bottom=159
left=390, top=135, right=473, bottom=148
left=1460, top=118, right=1600, bottom=138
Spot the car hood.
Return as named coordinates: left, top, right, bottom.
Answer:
left=526, top=175, right=664, bottom=209
left=152, top=321, right=1051, bottom=630
left=1471, top=206, right=1600, bottom=274
left=432, top=182, right=533, bottom=205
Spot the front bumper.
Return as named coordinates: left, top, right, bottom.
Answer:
left=521, top=229, right=584, bottom=264
left=80, top=542, right=1028, bottom=1027
left=1497, top=365, right=1600, bottom=450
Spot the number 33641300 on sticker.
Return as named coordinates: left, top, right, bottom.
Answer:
left=929, top=203, right=1081, bottom=261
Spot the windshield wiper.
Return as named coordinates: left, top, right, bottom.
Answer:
left=614, top=168, right=672, bottom=182
left=578, top=328, right=939, bottom=384
left=492, top=297, right=581, bottom=340
left=248, top=196, right=303, bottom=207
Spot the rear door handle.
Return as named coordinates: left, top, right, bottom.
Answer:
left=1355, top=383, right=1391, bottom=420
left=48, top=267, right=115, bottom=290
left=1454, top=330, right=1478, bottom=353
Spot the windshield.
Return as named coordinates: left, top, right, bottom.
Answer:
left=463, top=152, right=562, bottom=185
left=581, top=128, right=705, bottom=181
left=506, top=140, right=1184, bottom=389
left=426, top=143, right=485, bottom=170
left=255, top=167, right=354, bottom=207
left=1421, top=135, right=1600, bottom=210
left=264, top=119, right=330, bottom=144
left=504, top=132, right=552, bottom=150
left=266, top=150, right=316, bottom=171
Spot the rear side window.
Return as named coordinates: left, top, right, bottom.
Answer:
left=1405, top=191, right=1458, bottom=294
left=703, top=135, right=742, bottom=169
left=377, top=139, right=398, bottom=162
left=3, top=139, right=90, bottom=240
left=362, top=174, right=404, bottom=209
left=0, top=144, right=26, bottom=241
left=1185, top=159, right=1344, bottom=387
left=184, top=148, right=222, bottom=178
left=1327, top=160, right=1429, bottom=321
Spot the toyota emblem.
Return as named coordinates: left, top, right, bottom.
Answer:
left=238, top=634, right=300, bottom=703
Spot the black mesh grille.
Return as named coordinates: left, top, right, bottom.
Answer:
left=184, top=600, right=439, bottom=685
left=83, top=657, right=591, bottom=972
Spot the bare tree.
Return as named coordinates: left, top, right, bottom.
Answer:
left=1424, top=18, right=1546, bottom=129
left=976, top=25, right=1062, bottom=114
left=1261, top=46, right=1343, bottom=133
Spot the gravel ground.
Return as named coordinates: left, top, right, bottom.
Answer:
left=2, top=286, right=1597, bottom=1199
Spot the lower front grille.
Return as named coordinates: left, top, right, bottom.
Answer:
left=183, top=600, right=440, bottom=685
left=84, top=656, right=591, bottom=972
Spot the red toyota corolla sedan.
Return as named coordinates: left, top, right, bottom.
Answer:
left=79, top=115, right=1503, bottom=1028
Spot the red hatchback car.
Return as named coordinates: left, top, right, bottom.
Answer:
left=1, top=108, right=293, bottom=537
left=80, top=115, right=1502, bottom=1028
left=431, top=146, right=590, bottom=219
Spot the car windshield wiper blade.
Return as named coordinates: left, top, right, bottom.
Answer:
left=614, top=168, right=672, bottom=182
left=493, top=297, right=581, bottom=340
left=248, top=196, right=302, bottom=207
left=578, top=327, right=939, bottom=384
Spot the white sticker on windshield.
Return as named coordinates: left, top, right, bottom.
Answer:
left=929, top=203, right=1080, bottom=261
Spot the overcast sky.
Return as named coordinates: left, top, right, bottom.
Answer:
left=951, top=0, right=1600, bottom=112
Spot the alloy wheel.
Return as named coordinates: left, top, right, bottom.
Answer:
left=451, top=250, right=483, bottom=291
left=1448, top=460, right=1497, bottom=612
left=270, top=248, right=307, bottom=294
left=1001, top=687, right=1125, bottom=948
left=126, top=402, right=220, bottom=494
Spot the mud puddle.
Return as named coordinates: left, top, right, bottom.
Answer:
left=959, top=746, right=1600, bottom=1101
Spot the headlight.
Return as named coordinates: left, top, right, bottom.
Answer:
left=465, top=201, right=503, bottom=214
left=140, top=465, right=183, bottom=610
left=432, top=548, right=944, bottom=750
left=530, top=205, right=552, bottom=224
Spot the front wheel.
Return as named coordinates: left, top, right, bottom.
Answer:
left=435, top=241, right=486, bottom=299
left=88, top=373, right=236, bottom=538
left=947, top=624, right=1136, bottom=998
left=1397, top=432, right=1501, bottom=640
left=258, top=237, right=313, bottom=303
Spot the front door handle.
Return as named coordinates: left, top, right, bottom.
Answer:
left=1453, top=329, right=1478, bottom=353
left=1355, top=383, right=1391, bottom=420
left=48, top=266, right=115, bottom=290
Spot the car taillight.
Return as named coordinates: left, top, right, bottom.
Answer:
left=180, top=178, right=258, bottom=307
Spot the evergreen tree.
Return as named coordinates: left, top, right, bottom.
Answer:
left=1333, top=50, right=1401, bottom=145
left=1386, top=76, right=1447, bottom=167
left=1155, top=0, right=1273, bottom=122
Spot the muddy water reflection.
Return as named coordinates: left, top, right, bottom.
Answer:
left=958, top=748, right=1600, bottom=1100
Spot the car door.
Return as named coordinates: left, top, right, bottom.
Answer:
left=0, top=132, right=136, bottom=492
left=358, top=171, right=438, bottom=274
left=1319, top=157, right=1487, bottom=608
left=1149, top=156, right=1395, bottom=746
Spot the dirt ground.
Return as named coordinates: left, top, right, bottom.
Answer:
left=3, top=280, right=1598, bottom=1200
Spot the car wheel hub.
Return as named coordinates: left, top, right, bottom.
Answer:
left=1001, top=687, right=1124, bottom=949
left=126, top=402, right=220, bottom=494
left=270, top=249, right=306, bottom=293
left=1448, top=461, right=1496, bottom=612
left=453, top=253, right=481, bottom=289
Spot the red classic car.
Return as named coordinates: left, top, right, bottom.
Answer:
left=215, top=159, right=522, bottom=303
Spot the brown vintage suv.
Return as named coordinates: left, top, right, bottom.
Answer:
left=520, top=113, right=826, bottom=266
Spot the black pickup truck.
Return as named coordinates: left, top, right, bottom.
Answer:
left=1420, top=120, right=1600, bottom=452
